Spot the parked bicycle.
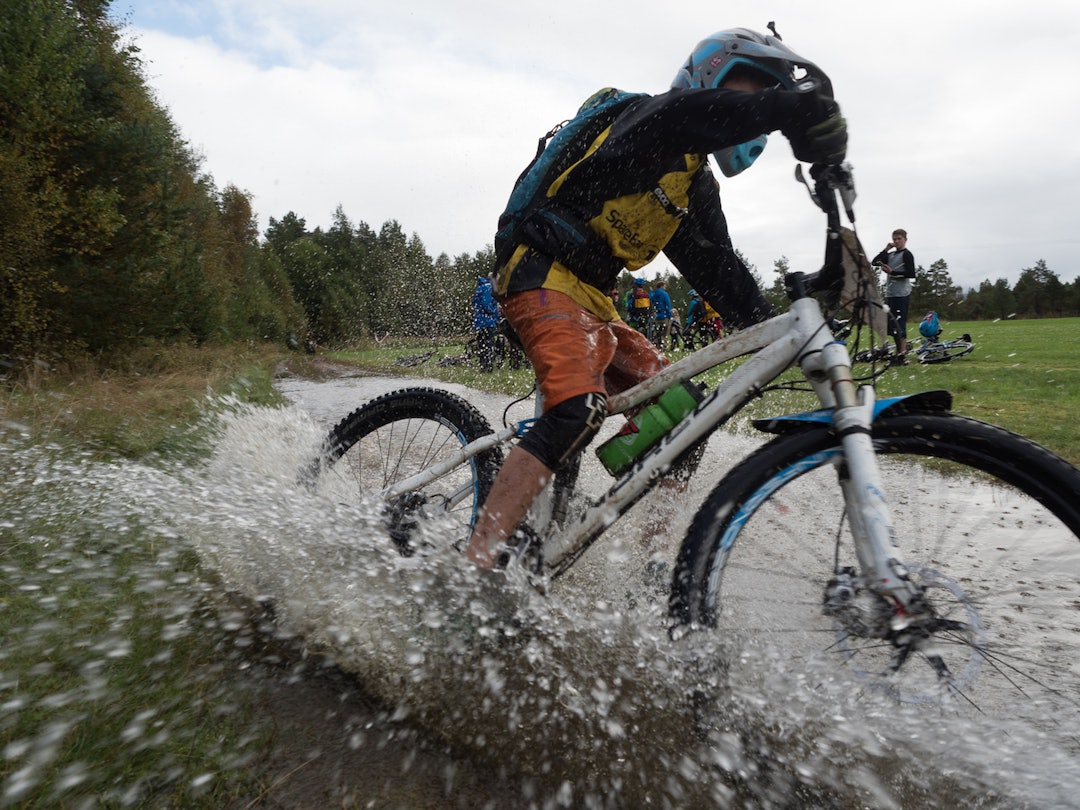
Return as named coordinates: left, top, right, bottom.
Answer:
left=831, top=317, right=901, bottom=365
left=311, top=163, right=1080, bottom=736
left=914, top=314, right=975, bottom=364
left=440, top=317, right=529, bottom=372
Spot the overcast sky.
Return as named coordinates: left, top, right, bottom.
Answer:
left=119, top=0, right=1080, bottom=290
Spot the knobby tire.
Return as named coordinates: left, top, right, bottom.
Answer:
left=317, top=388, right=503, bottom=554
left=672, top=411, right=1080, bottom=741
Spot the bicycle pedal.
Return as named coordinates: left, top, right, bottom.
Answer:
left=502, top=525, right=544, bottom=567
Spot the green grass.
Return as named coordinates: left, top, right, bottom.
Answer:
left=874, top=318, right=1080, bottom=466
left=1, top=342, right=285, bottom=460
left=330, top=318, right=1080, bottom=468
left=0, top=518, right=270, bottom=806
left=1, top=343, right=290, bottom=807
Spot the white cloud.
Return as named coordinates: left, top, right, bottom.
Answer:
left=126, top=0, right=1080, bottom=288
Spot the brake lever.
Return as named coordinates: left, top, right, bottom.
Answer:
left=834, top=162, right=857, bottom=223
left=794, top=164, right=820, bottom=208
left=797, top=162, right=857, bottom=224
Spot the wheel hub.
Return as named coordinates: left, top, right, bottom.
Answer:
left=823, top=567, right=893, bottom=640
left=823, top=565, right=987, bottom=700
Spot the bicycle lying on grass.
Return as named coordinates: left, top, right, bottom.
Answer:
left=311, top=163, right=1080, bottom=736
left=914, top=329, right=975, bottom=364
left=437, top=318, right=529, bottom=372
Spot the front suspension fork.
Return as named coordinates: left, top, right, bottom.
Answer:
left=815, top=344, right=926, bottom=621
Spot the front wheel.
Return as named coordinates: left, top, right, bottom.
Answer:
left=315, top=388, right=503, bottom=554
left=672, top=413, right=1080, bottom=741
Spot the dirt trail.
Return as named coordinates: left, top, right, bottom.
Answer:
left=232, top=641, right=516, bottom=809
left=237, top=356, right=519, bottom=808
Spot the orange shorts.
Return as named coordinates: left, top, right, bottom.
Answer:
left=502, top=288, right=667, bottom=411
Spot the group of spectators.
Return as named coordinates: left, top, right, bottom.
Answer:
left=614, top=278, right=724, bottom=352
left=474, top=272, right=728, bottom=370
left=481, top=273, right=724, bottom=373
left=610, top=225, right=916, bottom=359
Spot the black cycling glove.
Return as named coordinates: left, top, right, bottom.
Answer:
left=781, top=93, right=848, bottom=165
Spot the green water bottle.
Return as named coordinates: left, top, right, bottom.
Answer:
left=595, top=381, right=704, bottom=476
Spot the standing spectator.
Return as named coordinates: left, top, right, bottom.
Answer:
left=650, top=279, right=673, bottom=350
left=873, top=229, right=916, bottom=364
left=669, top=307, right=684, bottom=350
left=471, top=275, right=499, bottom=372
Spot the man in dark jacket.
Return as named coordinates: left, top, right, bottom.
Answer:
left=873, top=229, right=917, bottom=363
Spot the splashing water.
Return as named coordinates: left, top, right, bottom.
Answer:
left=4, top=376, right=1080, bottom=808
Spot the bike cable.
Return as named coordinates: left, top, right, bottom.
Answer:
left=502, top=380, right=539, bottom=428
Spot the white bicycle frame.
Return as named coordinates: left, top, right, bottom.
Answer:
left=382, top=293, right=924, bottom=615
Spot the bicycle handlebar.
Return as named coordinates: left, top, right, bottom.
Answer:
left=786, top=161, right=857, bottom=304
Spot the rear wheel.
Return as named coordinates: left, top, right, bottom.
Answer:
left=317, top=388, right=503, bottom=554
left=851, top=344, right=894, bottom=364
left=673, top=413, right=1080, bottom=742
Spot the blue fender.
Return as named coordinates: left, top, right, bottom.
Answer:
left=751, top=390, right=953, bottom=435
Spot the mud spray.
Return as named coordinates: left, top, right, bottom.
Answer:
left=4, top=378, right=1080, bottom=808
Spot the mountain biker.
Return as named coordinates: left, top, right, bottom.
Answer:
left=650, top=279, right=674, bottom=350
left=685, top=288, right=705, bottom=323
left=465, top=26, right=848, bottom=567
left=684, top=289, right=715, bottom=350
left=471, top=275, right=500, bottom=372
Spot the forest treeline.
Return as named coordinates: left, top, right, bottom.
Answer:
left=0, top=0, right=491, bottom=368
left=3, top=0, right=1078, bottom=372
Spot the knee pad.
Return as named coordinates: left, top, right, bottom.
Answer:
left=518, top=392, right=608, bottom=470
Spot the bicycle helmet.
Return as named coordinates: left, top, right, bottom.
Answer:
left=672, top=27, right=834, bottom=177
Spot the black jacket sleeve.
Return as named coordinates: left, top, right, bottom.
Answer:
left=663, top=169, right=775, bottom=330
left=604, top=87, right=811, bottom=160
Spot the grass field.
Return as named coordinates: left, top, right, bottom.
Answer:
left=332, top=317, right=1080, bottom=468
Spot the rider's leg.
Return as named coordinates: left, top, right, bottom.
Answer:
left=465, top=289, right=615, bottom=568
left=476, top=325, right=496, bottom=372
left=885, top=297, right=909, bottom=363
left=466, top=390, right=608, bottom=565
left=466, top=446, right=553, bottom=567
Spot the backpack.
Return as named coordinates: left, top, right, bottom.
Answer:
left=627, top=286, right=651, bottom=322
left=919, top=311, right=941, bottom=338
left=493, top=88, right=647, bottom=269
